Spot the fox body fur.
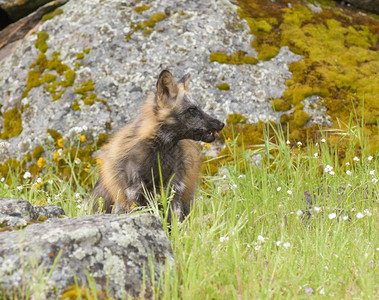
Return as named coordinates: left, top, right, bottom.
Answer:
left=91, top=70, right=224, bottom=220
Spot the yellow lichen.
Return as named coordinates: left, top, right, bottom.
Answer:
left=134, top=5, right=150, bottom=14
left=41, top=8, right=63, bottom=21
left=0, top=107, right=23, bottom=139
left=135, top=12, right=166, bottom=29
left=35, top=32, right=49, bottom=53
left=217, top=83, right=230, bottom=90
left=32, top=145, right=44, bottom=160
left=271, top=99, right=291, bottom=111
left=210, top=51, right=258, bottom=65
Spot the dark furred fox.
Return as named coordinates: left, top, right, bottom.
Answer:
left=91, top=70, right=224, bottom=220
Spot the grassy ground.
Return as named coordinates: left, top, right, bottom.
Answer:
left=0, top=124, right=378, bottom=299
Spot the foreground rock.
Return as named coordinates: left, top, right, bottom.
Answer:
left=0, top=198, right=65, bottom=228
left=0, top=0, right=53, bottom=23
left=0, top=213, right=173, bottom=299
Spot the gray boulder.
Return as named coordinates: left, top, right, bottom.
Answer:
left=344, top=0, right=379, bottom=14
left=0, top=0, right=332, bottom=163
left=0, top=213, right=173, bottom=299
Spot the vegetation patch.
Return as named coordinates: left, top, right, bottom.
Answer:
left=210, top=50, right=258, bottom=65
left=41, top=8, right=64, bottom=22
left=217, top=83, right=230, bottom=90
left=236, top=0, right=379, bottom=152
left=0, top=107, right=23, bottom=139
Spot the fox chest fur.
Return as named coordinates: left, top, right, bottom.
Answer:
left=91, top=70, right=224, bottom=221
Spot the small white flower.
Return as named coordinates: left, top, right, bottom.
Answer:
left=368, top=155, right=373, bottom=161
left=48, top=180, right=53, bottom=184
left=36, top=177, right=42, bottom=183
left=347, top=183, right=352, bottom=187
left=286, top=140, right=290, bottom=145
left=75, top=158, right=81, bottom=165
left=222, top=175, right=227, bottom=179
left=364, top=209, right=372, bottom=216
left=324, top=165, right=333, bottom=173
left=0, top=177, right=4, bottom=182
left=314, top=152, right=318, bottom=158
left=314, top=207, right=321, bottom=213
left=75, top=193, right=80, bottom=199
left=47, top=197, right=51, bottom=203
left=369, top=170, right=375, bottom=176
left=328, top=213, right=337, bottom=219
left=321, top=138, right=326, bottom=143
left=277, top=187, right=281, bottom=192
left=82, top=125, right=88, bottom=131
left=345, top=162, right=350, bottom=166
left=254, top=245, right=261, bottom=251
left=356, top=212, right=364, bottom=219
left=287, top=190, right=293, bottom=195
left=238, top=174, right=246, bottom=178
left=219, top=236, right=229, bottom=242
left=297, top=141, right=302, bottom=146
left=324, top=266, right=329, bottom=271
left=346, top=170, right=352, bottom=175
left=376, top=248, right=379, bottom=251
left=319, top=288, right=325, bottom=295
left=315, top=142, right=319, bottom=146
left=372, top=178, right=378, bottom=184
left=23, top=171, right=32, bottom=179
left=364, top=253, right=368, bottom=258
left=351, top=208, right=356, bottom=211
left=77, top=204, right=82, bottom=209
left=17, top=185, right=23, bottom=191
left=296, top=210, right=303, bottom=216
left=353, top=156, right=359, bottom=162
left=276, top=241, right=282, bottom=246
left=329, top=171, right=335, bottom=175
left=231, top=184, right=237, bottom=189
left=257, top=235, right=265, bottom=242
left=343, top=216, right=349, bottom=221
left=283, top=242, right=290, bottom=249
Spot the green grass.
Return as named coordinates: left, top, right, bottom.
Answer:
left=0, top=124, right=378, bottom=299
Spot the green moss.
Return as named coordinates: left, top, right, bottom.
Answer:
left=0, top=107, right=23, bottom=139
left=293, top=110, right=310, bottom=128
left=61, top=68, right=76, bottom=87
left=75, top=80, right=95, bottom=95
left=217, top=83, right=230, bottom=90
left=226, top=113, right=248, bottom=125
left=42, top=73, right=57, bottom=83
left=35, top=32, right=49, bottom=53
left=71, top=100, right=81, bottom=111
left=37, top=215, right=49, bottom=222
left=32, top=145, right=44, bottom=160
left=41, top=8, right=63, bottom=21
left=134, top=5, right=150, bottom=14
left=210, top=51, right=258, bottom=65
left=46, top=82, right=58, bottom=93
left=76, top=53, right=84, bottom=60
left=46, top=129, right=62, bottom=141
left=52, top=90, right=64, bottom=101
left=135, top=12, right=166, bottom=29
left=22, top=70, right=42, bottom=98
left=271, top=99, right=291, bottom=111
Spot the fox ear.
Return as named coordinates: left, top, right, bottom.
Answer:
left=156, top=70, right=178, bottom=101
left=179, top=74, right=190, bottom=90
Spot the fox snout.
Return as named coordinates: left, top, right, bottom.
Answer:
left=200, top=115, right=225, bottom=143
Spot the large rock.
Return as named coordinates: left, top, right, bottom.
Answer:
left=0, top=213, right=173, bottom=299
left=344, top=0, right=379, bottom=14
left=0, top=0, right=330, bottom=163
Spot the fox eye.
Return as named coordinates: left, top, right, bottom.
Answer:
left=187, top=107, right=198, bottom=116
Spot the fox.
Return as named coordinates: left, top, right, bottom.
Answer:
left=90, top=70, right=224, bottom=221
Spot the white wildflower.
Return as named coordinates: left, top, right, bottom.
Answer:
left=356, top=212, right=364, bottom=219
left=219, top=236, right=229, bottom=242
left=276, top=241, right=282, bottom=246
left=372, top=178, right=378, bottom=184
left=254, top=245, right=261, bottom=251
left=367, top=155, right=373, bottom=161
left=369, top=170, right=375, bottom=176
left=283, top=242, right=290, bottom=249
left=353, top=156, right=359, bottom=162
left=329, top=171, right=335, bottom=175
left=287, top=190, right=293, bottom=195
left=346, top=170, right=352, bottom=175
left=297, top=141, right=302, bottom=146
left=75, top=193, right=80, bottom=199
left=364, top=209, right=372, bottom=216
left=296, top=210, right=303, bottom=216
left=257, top=235, right=265, bottom=242
left=321, top=138, right=326, bottom=143
left=342, top=216, right=349, bottom=221
left=324, top=165, right=333, bottom=173
left=328, top=213, right=337, bottom=219
left=286, top=140, right=290, bottom=145
left=36, top=177, right=42, bottom=183
left=17, top=186, right=23, bottom=191
left=23, top=171, right=32, bottom=179
left=277, top=187, right=281, bottom=192
left=314, top=152, right=318, bottom=158
left=314, top=207, right=321, bottom=213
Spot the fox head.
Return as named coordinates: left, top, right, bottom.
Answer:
left=154, top=70, right=224, bottom=143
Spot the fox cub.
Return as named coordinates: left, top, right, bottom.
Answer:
left=91, top=70, right=224, bottom=221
